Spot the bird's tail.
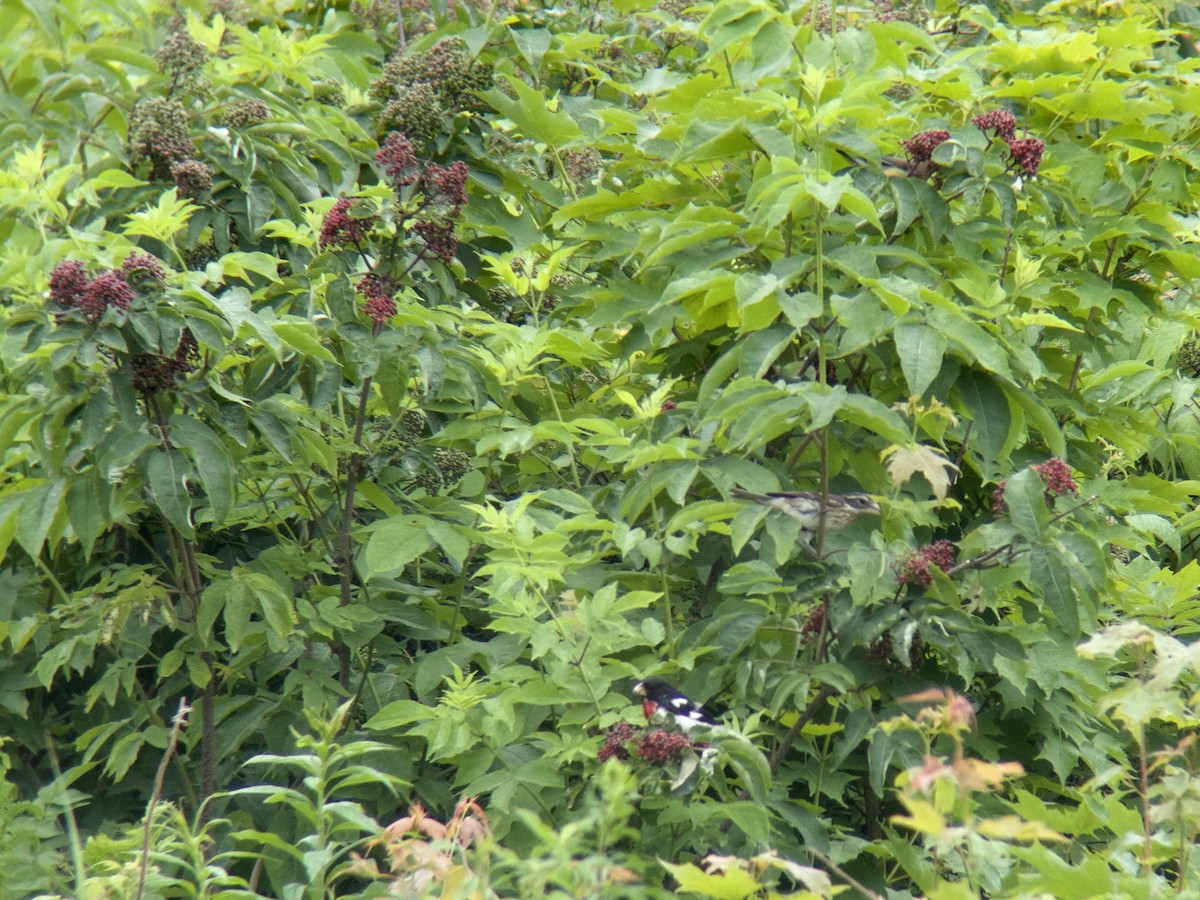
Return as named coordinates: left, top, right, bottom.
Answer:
left=730, top=488, right=764, bottom=501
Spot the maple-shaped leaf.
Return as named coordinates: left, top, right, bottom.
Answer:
left=882, top=444, right=960, bottom=500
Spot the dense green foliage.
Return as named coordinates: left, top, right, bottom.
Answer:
left=4, top=0, right=1200, bottom=896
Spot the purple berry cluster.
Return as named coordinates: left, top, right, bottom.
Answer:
left=357, top=274, right=400, bottom=324
left=49, top=252, right=169, bottom=324
left=972, top=109, right=1045, bottom=176
left=993, top=457, right=1079, bottom=517
left=898, top=539, right=957, bottom=588
left=899, top=129, right=950, bottom=165
left=319, top=198, right=379, bottom=248
left=598, top=721, right=696, bottom=765
left=972, top=109, right=1016, bottom=142
left=635, top=729, right=693, bottom=763
left=1005, top=137, right=1045, bottom=176
left=323, top=131, right=474, bottom=326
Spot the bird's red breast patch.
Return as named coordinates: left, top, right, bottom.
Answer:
left=642, top=698, right=657, bottom=721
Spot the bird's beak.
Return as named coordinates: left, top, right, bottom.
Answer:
left=632, top=681, right=646, bottom=697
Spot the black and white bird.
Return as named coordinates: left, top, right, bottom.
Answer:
left=632, top=676, right=718, bottom=734
left=731, top=488, right=880, bottom=543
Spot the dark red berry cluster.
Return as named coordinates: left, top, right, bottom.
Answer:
left=800, top=604, right=825, bottom=643
left=1031, top=457, right=1078, bottom=497
left=319, top=198, right=378, bottom=248
left=635, top=729, right=694, bottom=763
left=78, top=272, right=135, bottom=323
left=993, top=457, right=1078, bottom=516
left=1006, top=137, right=1044, bottom=177
left=413, top=221, right=458, bottom=263
left=375, top=133, right=421, bottom=186
left=121, top=252, right=168, bottom=288
left=598, top=721, right=635, bottom=761
left=899, top=129, right=950, bottom=164
left=49, top=260, right=90, bottom=307
left=898, top=540, right=956, bottom=588
left=972, top=109, right=1016, bottom=141
left=49, top=254, right=169, bottom=324
left=128, top=330, right=200, bottom=396
left=357, top=274, right=400, bottom=324
left=422, top=161, right=470, bottom=216
left=598, top=721, right=696, bottom=765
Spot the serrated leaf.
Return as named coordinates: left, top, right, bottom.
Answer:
left=15, top=479, right=65, bottom=558
left=894, top=321, right=947, bottom=398
left=147, top=448, right=194, bottom=538
left=882, top=444, right=959, bottom=500
left=1004, top=468, right=1049, bottom=541
left=1030, top=547, right=1079, bottom=635
left=658, top=860, right=758, bottom=900
left=169, top=415, right=234, bottom=524
left=364, top=517, right=434, bottom=579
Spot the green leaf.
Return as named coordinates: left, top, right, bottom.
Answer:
left=719, top=735, right=771, bottom=805
left=147, top=448, right=194, bottom=538
left=66, top=470, right=110, bottom=559
left=274, top=321, right=336, bottom=362
left=953, top=371, right=1012, bottom=475
left=658, top=860, right=758, bottom=899
left=15, top=479, right=65, bottom=558
left=1030, top=547, right=1079, bottom=636
left=1004, top=468, right=1049, bottom=543
left=480, top=77, right=582, bottom=145
left=364, top=517, right=435, bottom=579
left=894, top=321, right=947, bottom=398
left=169, top=416, right=235, bottom=524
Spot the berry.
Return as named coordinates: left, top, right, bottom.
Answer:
left=173, top=328, right=200, bottom=375
left=401, top=409, right=427, bottom=434
left=800, top=604, right=825, bottom=642
left=155, top=31, right=209, bottom=94
left=121, top=252, right=168, bottom=290
left=182, top=241, right=219, bottom=271
left=993, top=458, right=1078, bottom=517
left=364, top=294, right=397, bottom=324
left=131, top=353, right=176, bottom=395
left=564, top=148, right=601, bottom=183
left=898, top=540, right=957, bottom=589
left=899, top=129, right=950, bottom=164
left=421, top=161, right=469, bottom=215
left=872, top=0, right=924, bottom=24
left=78, top=271, right=134, bottom=323
left=1006, top=137, right=1044, bottom=176
left=49, top=260, right=90, bottom=307
left=375, top=132, right=421, bottom=186
left=1031, top=457, right=1078, bottom=497
left=381, top=84, right=443, bottom=148
left=223, top=100, right=270, bottom=129
left=433, top=448, right=470, bottom=483
left=972, top=109, right=1017, bottom=141
left=413, top=220, right=457, bottom=262
left=320, top=198, right=377, bottom=247
left=598, top=721, right=635, bottom=762
left=171, top=159, right=213, bottom=199
left=635, top=729, right=693, bottom=763
left=1180, top=336, right=1200, bottom=376
left=127, top=97, right=195, bottom=180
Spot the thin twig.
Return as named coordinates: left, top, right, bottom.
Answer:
left=136, top=699, right=192, bottom=900
left=768, top=684, right=838, bottom=775
left=806, top=846, right=887, bottom=900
